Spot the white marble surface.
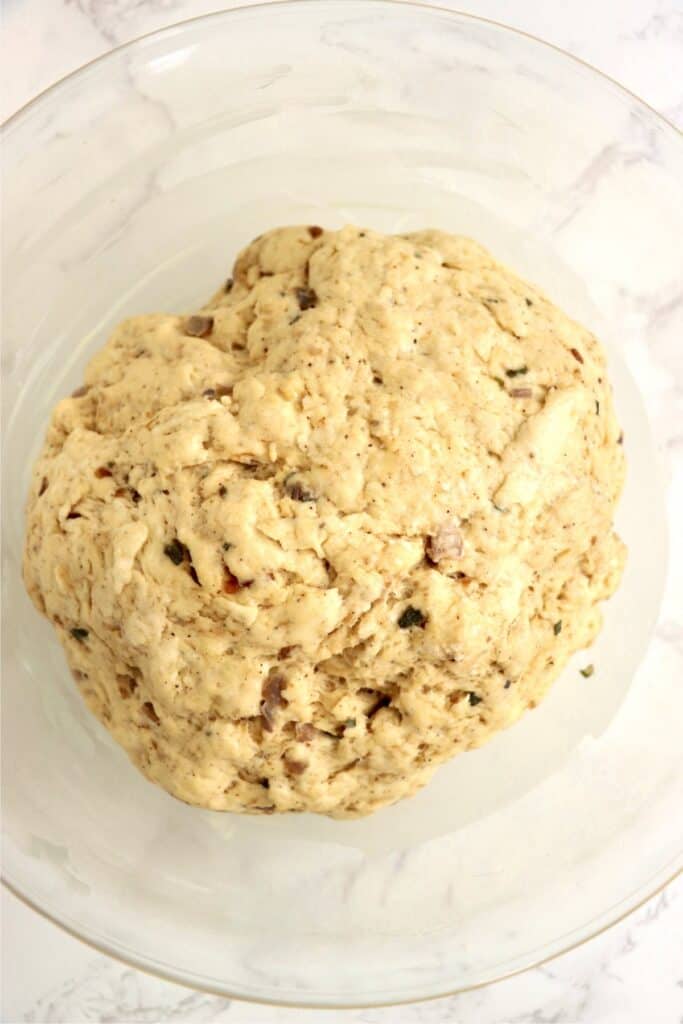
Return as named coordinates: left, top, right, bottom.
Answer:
left=1, top=1, right=682, bottom=1021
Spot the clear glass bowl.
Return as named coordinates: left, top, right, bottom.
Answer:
left=2, top=0, right=682, bottom=1008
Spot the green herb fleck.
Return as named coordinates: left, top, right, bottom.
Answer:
left=553, top=620, right=562, bottom=635
left=70, top=627, right=89, bottom=642
left=398, top=605, right=427, bottom=629
left=344, top=718, right=356, bottom=729
left=505, top=366, right=528, bottom=378
left=164, top=539, right=186, bottom=565
left=580, top=664, right=595, bottom=678
left=467, top=692, right=483, bottom=706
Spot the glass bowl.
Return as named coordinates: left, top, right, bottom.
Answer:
left=2, top=0, right=682, bottom=1008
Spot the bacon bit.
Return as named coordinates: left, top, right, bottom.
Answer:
left=294, top=722, right=315, bottom=743
left=117, top=674, right=137, bottom=699
left=66, top=511, right=82, bottom=520
left=204, top=383, right=233, bottom=399
left=185, top=315, right=214, bottom=338
left=426, top=522, right=464, bottom=564
left=278, top=646, right=295, bottom=660
left=283, top=757, right=307, bottom=775
left=570, top=347, right=584, bottom=364
left=141, top=701, right=160, bottom=725
left=247, top=717, right=264, bottom=744
left=510, top=387, right=532, bottom=398
left=308, top=226, right=323, bottom=238
left=260, top=673, right=288, bottom=731
left=95, top=466, right=112, bottom=478
left=71, top=385, right=89, bottom=398
left=113, top=486, right=140, bottom=502
left=223, top=569, right=241, bottom=594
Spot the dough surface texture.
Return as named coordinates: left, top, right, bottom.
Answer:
left=24, top=225, right=626, bottom=817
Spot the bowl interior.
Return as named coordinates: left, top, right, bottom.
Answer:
left=2, top=1, right=682, bottom=1006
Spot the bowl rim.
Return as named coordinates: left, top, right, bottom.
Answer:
left=4, top=868, right=682, bottom=1010
left=2, top=0, right=681, bottom=138
left=2, top=0, right=682, bottom=1009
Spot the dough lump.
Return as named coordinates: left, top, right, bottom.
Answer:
left=24, top=226, right=626, bottom=817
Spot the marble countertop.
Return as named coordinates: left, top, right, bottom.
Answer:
left=2, top=1, right=681, bottom=1021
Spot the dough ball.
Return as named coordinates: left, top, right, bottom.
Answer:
left=23, top=225, right=626, bottom=817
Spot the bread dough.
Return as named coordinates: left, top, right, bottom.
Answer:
left=23, top=225, right=626, bottom=818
